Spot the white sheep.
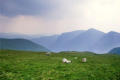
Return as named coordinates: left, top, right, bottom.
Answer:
left=46, top=52, right=51, bottom=56
left=62, top=58, right=71, bottom=63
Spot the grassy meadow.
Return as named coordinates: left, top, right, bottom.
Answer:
left=0, top=50, right=120, bottom=80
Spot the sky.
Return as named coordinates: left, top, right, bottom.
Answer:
left=0, top=0, right=120, bottom=35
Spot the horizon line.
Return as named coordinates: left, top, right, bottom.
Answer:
left=0, top=28, right=120, bottom=36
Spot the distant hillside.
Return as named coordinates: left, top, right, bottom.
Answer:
left=92, top=31, right=120, bottom=53
left=52, top=30, right=85, bottom=51
left=109, top=47, right=120, bottom=55
left=50, top=29, right=119, bottom=53
left=0, top=33, right=44, bottom=39
left=31, top=30, right=85, bottom=50
left=0, top=38, right=49, bottom=52
left=18, top=29, right=121, bottom=53
left=31, top=35, right=59, bottom=49
left=64, top=28, right=105, bottom=52
left=0, top=28, right=120, bottom=53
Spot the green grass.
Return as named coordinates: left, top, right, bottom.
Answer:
left=0, top=50, right=120, bottom=80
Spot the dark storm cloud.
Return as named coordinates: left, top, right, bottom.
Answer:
left=0, top=0, right=58, bottom=17
left=0, top=0, right=119, bottom=34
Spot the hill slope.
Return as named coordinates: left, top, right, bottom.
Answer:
left=0, top=50, right=120, bottom=80
left=0, top=38, right=49, bottom=52
left=52, top=30, right=85, bottom=51
left=31, top=35, right=58, bottom=49
left=64, top=28, right=105, bottom=52
left=92, top=31, right=120, bottom=53
left=109, top=47, right=120, bottom=54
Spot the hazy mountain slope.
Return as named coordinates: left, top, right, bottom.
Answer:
left=52, top=28, right=105, bottom=52
left=0, top=33, right=44, bottom=39
left=0, top=38, right=49, bottom=52
left=31, top=30, right=85, bottom=50
left=0, top=29, right=120, bottom=53
left=0, top=33, right=31, bottom=39
left=31, top=29, right=120, bottom=54
left=52, top=30, right=85, bottom=51
left=92, top=31, right=120, bottom=53
left=31, top=35, right=58, bottom=49
left=109, top=47, right=120, bottom=54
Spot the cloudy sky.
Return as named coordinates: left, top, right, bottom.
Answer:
left=0, top=0, right=120, bottom=35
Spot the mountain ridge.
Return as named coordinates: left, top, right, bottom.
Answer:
left=0, top=38, right=49, bottom=52
left=0, top=28, right=120, bottom=53
left=109, top=47, right=120, bottom=55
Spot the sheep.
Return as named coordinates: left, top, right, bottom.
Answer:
left=46, top=52, right=51, bottom=56
left=82, top=58, right=87, bottom=62
left=62, top=58, right=71, bottom=63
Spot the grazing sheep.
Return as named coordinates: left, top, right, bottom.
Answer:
left=62, top=58, right=71, bottom=63
left=82, top=58, right=87, bottom=62
left=46, top=52, right=51, bottom=56
left=66, top=60, right=71, bottom=63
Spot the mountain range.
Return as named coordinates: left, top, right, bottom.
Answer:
left=31, top=28, right=120, bottom=53
left=0, top=28, right=120, bottom=53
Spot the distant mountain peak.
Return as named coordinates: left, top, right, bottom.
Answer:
left=88, top=28, right=97, bottom=31
left=61, top=30, right=85, bottom=35
left=87, top=28, right=102, bottom=32
left=86, top=28, right=104, bottom=34
left=108, top=31, right=120, bottom=34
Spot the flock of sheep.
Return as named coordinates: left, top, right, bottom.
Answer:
left=46, top=52, right=87, bottom=63
left=62, top=57, right=87, bottom=63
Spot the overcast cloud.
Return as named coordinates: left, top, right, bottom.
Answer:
left=0, top=0, right=120, bottom=35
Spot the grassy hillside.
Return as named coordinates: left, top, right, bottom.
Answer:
left=0, top=50, right=120, bottom=80
left=0, top=38, right=49, bottom=52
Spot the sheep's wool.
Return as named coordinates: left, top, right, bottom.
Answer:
left=62, top=58, right=71, bottom=63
